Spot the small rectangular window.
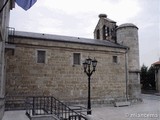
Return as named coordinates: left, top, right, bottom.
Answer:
left=113, top=56, right=118, bottom=63
left=37, top=50, right=46, bottom=63
left=73, top=53, right=80, bottom=65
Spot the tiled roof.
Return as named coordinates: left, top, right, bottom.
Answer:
left=11, top=31, right=127, bottom=49
left=152, top=61, right=160, bottom=66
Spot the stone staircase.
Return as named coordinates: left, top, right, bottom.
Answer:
left=25, top=96, right=88, bottom=120
left=5, top=96, right=26, bottom=111
left=5, top=95, right=88, bottom=120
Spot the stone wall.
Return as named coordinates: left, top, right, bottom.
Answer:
left=0, top=42, right=5, bottom=120
left=6, top=36, right=127, bottom=105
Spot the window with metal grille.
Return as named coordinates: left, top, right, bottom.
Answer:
left=37, top=50, right=46, bottom=63
left=73, top=53, right=80, bottom=65
left=113, top=56, right=118, bottom=63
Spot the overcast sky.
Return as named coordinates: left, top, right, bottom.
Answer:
left=9, top=0, right=160, bottom=67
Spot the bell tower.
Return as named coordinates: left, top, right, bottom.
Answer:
left=94, top=14, right=117, bottom=43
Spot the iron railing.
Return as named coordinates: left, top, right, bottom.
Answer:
left=26, top=96, right=88, bottom=120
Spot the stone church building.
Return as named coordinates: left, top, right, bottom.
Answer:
left=5, top=14, right=141, bottom=106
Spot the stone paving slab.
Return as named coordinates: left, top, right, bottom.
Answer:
left=2, top=110, right=29, bottom=120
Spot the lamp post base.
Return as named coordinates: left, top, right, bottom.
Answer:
left=87, top=109, right=92, bottom=115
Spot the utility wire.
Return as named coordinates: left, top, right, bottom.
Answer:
left=0, top=0, right=9, bottom=13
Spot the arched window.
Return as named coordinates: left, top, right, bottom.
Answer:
left=96, top=29, right=100, bottom=39
left=103, top=25, right=106, bottom=39
left=103, top=25, right=110, bottom=40
left=106, top=27, right=110, bottom=37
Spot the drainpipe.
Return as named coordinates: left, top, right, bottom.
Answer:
left=125, top=48, right=129, bottom=101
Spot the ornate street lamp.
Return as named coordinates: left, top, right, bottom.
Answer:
left=83, top=57, right=97, bottom=115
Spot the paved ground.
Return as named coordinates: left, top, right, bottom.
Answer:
left=2, top=94, right=160, bottom=120
left=90, top=94, right=160, bottom=120
left=2, top=111, right=29, bottom=120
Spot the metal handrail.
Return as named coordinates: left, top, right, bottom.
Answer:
left=26, top=96, right=88, bottom=120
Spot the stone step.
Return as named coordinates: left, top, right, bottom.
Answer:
left=114, top=101, right=131, bottom=107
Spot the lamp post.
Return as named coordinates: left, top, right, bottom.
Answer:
left=83, top=57, right=97, bottom=115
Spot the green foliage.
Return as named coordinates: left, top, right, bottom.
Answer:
left=140, top=64, right=155, bottom=90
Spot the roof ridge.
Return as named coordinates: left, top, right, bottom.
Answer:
left=11, top=31, right=127, bottom=49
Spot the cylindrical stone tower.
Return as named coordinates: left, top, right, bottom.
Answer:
left=116, top=23, right=141, bottom=99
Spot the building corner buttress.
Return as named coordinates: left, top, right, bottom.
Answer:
left=0, top=0, right=15, bottom=119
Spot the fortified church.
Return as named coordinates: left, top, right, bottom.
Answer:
left=0, top=1, right=142, bottom=118
left=5, top=14, right=141, bottom=106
